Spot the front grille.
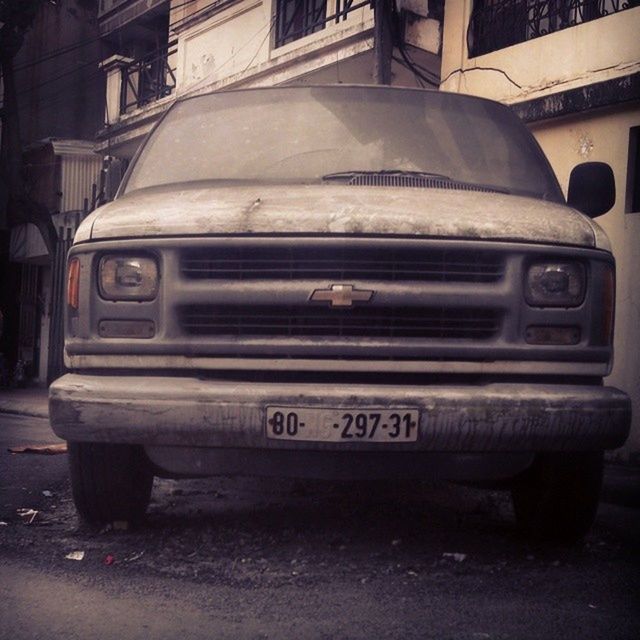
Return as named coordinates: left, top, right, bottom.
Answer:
left=179, top=305, right=501, bottom=340
left=181, top=246, right=505, bottom=283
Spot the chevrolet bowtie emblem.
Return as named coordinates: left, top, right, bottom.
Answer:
left=309, top=284, right=374, bottom=307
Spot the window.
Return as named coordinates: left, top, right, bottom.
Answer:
left=468, top=0, right=637, bottom=58
left=626, top=126, right=640, bottom=214
left=275, top=0, right=328, bottom=47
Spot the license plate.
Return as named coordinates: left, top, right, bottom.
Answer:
left=265, top=407, right=419, bottom=442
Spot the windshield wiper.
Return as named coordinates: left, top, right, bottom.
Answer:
left=322, top=170, right=452, bottom=181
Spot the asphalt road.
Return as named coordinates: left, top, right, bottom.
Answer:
left=1, top=413, right=639, bottom=639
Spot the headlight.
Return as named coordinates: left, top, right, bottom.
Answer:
left=525, top=262, right=585, bottom=307
left=99, top=255, right=159, bottom=301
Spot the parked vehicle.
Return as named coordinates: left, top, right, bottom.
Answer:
left=49, top=85, right=631, bottom=542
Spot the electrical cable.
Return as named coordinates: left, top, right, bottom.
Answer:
left=168, top=0, right=200, bottom=13
left=183, top=15, right=275, bottom=94
left=3, top=0, right=217, bottom=78
left=10, top=64, right=106, bottom=113
left=440, top=65, right=523, bottom=89
left=391, top=54, right=425, bottom=88
left=15, top=53, right=105, bottom=98
left=241, top=15, right=276, bottom=73
left=400, top=50, right=440, bottom=84
left=13, top=35, right=101, bottom=72
left=396, top=46, right=439, bottom=87
left=169, top=0, right=233, bottom=32
left=18, top=12, right=275, bottom=116
left=386, top=1, right=439, bottom=88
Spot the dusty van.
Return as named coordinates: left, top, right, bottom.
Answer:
left=50, top=85, right=631, bottom=542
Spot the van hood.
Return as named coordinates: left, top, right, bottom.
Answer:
left=78, top=183, right=609, bottom=250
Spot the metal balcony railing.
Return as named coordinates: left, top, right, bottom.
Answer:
left=275, top=0, right=371, bottom=48
left=468, top=0, right=637, bottom=58
left=120, top=42, right=177, bottom=114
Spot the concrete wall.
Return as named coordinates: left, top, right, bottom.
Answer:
left=440, top=2, right=640, bottom=102
left=440, top=1, right=640, bottom=460
left=174, top=0, right=375, bottom=94
left=14, top=0, right=105, bottom=145
left=530, top=107, right=640, bottom=460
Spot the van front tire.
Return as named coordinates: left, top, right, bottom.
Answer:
left=511, top=451, right=603, bottom=544
left=68, top=442, right=154, bottom=525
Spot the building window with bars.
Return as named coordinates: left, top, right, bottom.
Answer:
left=275, top=0, right=328, bottom=47
left=626, top=126, right=640, bottom=214
left=468, top=0, right=638, bottom=58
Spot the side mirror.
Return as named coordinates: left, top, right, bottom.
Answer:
left=567, top=162, right=615, bottom=218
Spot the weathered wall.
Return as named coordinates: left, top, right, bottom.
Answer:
left=174, top=0, right=374, bottom=94
left=531, top=107, right=640, bottom=460
left=440, top=2, right=640, bottom=102
left=440, top=2, right=640, bottom=460
left=14, top=0, right=105, bottom=145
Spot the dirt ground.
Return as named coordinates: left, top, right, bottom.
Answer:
left=1, top=414, right=639, bottom=639
left=0, top=464, right=640, bottom=639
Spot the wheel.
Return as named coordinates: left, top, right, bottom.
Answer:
left=68, top=442, right=154, bottom=525
left=511, top=451, right=604, bottom=544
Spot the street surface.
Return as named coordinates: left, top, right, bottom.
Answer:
left=1, top=413, right=639, bottom=639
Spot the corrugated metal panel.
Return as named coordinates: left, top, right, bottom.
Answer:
left=60, top=153, right=103, bottom=213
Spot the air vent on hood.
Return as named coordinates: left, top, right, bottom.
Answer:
left=324, top=172, right=502, bottom=193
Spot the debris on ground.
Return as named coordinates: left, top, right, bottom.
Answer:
left=124, top=551, right=144, bottom=563
left=42, top=490, right=54, bottom=497
left=103, top=554, right=115, bottom=566
left=65, top=550, right=85, bottom=561
left=0, top=521, right=8, bottom=526
left=8, top=443, right=68, bottom=455
left=443, top=552, right=467, bottom=562
left=391, top=539, right=402, bottom=547
left=16, top=508, right=38, bottom=525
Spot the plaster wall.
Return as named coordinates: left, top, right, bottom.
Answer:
left=177, top=0, right=268, bottom=91
left=14, top=0, right=104, bottom=145
left=440, top=2, right=640, bottom=460
left=440, top=2, right=640, bottom=103
left=530, top=107, right=640, bottom=460
left=175, top=0, right=374, bottom=94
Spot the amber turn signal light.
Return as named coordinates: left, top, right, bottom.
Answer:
left=67, top=258, right=80, bottom=309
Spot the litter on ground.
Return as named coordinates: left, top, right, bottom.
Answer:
left=8, top=443, right=68, bottom=455
left=16, top=508, right=38, bottom=524
left=443, top=552, right=467, bottom=562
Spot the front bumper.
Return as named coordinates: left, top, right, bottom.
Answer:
left=49, top=374, right=630, bottom=453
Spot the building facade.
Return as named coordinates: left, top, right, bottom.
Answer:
left=6, top=1, right=636, bottom=458
left=439, top=0, right=640, bottom=460
left=0, top=0, right=105, bottom=385
left=96, top=0, right=445, bottom=158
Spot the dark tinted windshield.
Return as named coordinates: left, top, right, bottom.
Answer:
left=123, top=85, right=562, bottom=201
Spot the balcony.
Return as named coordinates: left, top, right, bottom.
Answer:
left=119, top=42, right=177, bottom=114
left=275, top=0, right=371, bottom=48
left=468, top=0, right=637, bottom=57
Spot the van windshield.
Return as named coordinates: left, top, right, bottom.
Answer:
left=123, top=85, right=563, bottom=202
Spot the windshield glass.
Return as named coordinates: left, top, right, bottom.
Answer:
left=123, top=85, right=562, bottom=201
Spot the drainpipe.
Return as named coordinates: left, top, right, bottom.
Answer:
left=373, top=0, right=393, bottom=85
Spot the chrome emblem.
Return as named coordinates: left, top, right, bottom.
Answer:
left=309, top=284, right=374, bottom=308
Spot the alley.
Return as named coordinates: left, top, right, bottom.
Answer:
left=1, top=410, right=639, bottom=639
